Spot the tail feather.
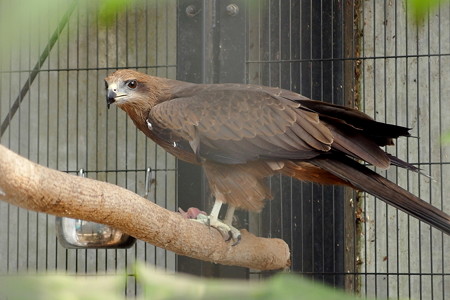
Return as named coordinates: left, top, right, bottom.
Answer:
left=309, top=156, right=450, bottom=235
left=297, top=99, right=411, bottom=145
left=386, top=153, right=432, bottom=179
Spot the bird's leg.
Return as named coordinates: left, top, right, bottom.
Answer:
left=223, top=205, right=235, bottom=226
left=208, top=198, right=223, bottom=224
left=223, top=205, right=241, bottom=245
left=192, top=199, right=241, bottom=245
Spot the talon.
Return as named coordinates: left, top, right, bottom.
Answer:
left=225, top=231, right=232, bottom=242
left=191, top=215, right=241, bottom=243
left=228, top=227, right=241, bottom=246
left=189, top=200, right=242, bottom=244
left=231, top=234, right=241, bottom=246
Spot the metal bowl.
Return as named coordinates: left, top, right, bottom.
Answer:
left=56, top=217, right=135, bottom=248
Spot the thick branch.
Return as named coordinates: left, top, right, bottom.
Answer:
left=0, top=145, right=290, bottom=270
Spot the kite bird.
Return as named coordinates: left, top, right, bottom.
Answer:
left=105, top=69, right=450, bottom=243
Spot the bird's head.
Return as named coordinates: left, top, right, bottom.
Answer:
left=104, top=69, right=164, bottom=111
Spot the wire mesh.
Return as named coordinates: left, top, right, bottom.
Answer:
left=0, top=0, right=177, bottom=296
left=246, top=0, right=349, bottom=286
left=0, top=0, right=449, bottom=299
left=357, top=1, right=450, bottom=299
left=245, top=0, right=449, bottom=298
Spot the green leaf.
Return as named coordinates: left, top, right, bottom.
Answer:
left=98, top=0, right=130, bottom=26
left=0, top=264, right=374, bottom=300
left=408, top=0, right=448, bottom=23
left=135, top=264, right=369, bottom=300
left=0, top=273, right=126, bottom=300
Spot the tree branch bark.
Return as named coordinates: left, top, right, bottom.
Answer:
left=0, top=145, right=290, bottom=271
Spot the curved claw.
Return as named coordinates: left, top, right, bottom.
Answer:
left=226, top=226, right=241, bottom=246
left=231, top=233, right=241, bottom=246
left=192, top=215, right=241, bottom=245
left=186, top=201, right=241, bottom=245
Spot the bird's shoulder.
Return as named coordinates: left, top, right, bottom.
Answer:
left=167, top=82, right=310, bottom=103
left=152, top=82, right=306, bottom=131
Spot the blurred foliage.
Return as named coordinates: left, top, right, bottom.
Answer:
left=408, top=0, right=450, bottom=23
left=98, top=0, right=131, bottom=26
left=0, top=264, right=368, bottom=300
left=135, top=264, right=369, bottom=300
left=0, top=273, right=125, bottom=300
left=0, top=0, right=138, bottom=70
left=0, top=0, right=59, bottom=70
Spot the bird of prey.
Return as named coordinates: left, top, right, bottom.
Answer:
left=105, top=69, right=450, bottom=243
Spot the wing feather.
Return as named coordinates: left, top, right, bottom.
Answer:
left=149, top=87, right=333, bottom=164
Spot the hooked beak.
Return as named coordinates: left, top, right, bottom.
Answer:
left=106, top=89, right=117, bottom=109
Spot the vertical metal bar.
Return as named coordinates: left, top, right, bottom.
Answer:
left=372, top=1, right=378, bottom=297
left=330, top=1, right=337, bottom=287
left=382, top=2, right=390, bottom=298
left=124, top=5, right=130, bottom=286
left=426, top=5, right=433, bottom=300
left=320, top=0, right=326, bottom=284
left=287, top=0, right=295, bottom=278
left=66, top=0, right=72, bottom=273
left=394, top=1, right=401, bottom=298
left=55, top=0, right=61, bottom=272
left=95, top=0, right=102, bottom=274
left=133, top=2, right=139, bottom=292
left=216, top=0, right=246, bottom=84
left=309, top=0, right=316, bottom=282
left=176, top=0, right=248, bottom=278
left=438, top=5, right=446, bottom=300
left=75, top=5, right=81, bottom=275
left=215, top=0, right=249, bottom=279
left=266, top=0, right=273, bottom=245
left=153, top=0, right=160, bottom=272
left=36, top=20, right=41, bottom=270
left=26, top=3, right=32, bottom=272
left=76, top=2, right=80, bottom=172
left=45, top=3, right=51, bottom=270
left=163, top=2, right=170, bottom=269
left=415, top=10, right=423, bottom=300
left=114, top=3, right=120, bottom=276
left=176, top=0, right=206, bottom=276
left=143, top=0, right=150, bottom=272
left=404, top=0, right=412, bottom=297
left=104, top=9, right=110, bottom=276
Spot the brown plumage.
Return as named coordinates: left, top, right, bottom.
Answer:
left=104, top=69, right=450, bottom=237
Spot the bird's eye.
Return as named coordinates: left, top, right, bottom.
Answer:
left=127, top=80, right=137, bottom=89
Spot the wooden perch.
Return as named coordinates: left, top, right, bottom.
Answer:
left=0, top=145, right=290, bottom=271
